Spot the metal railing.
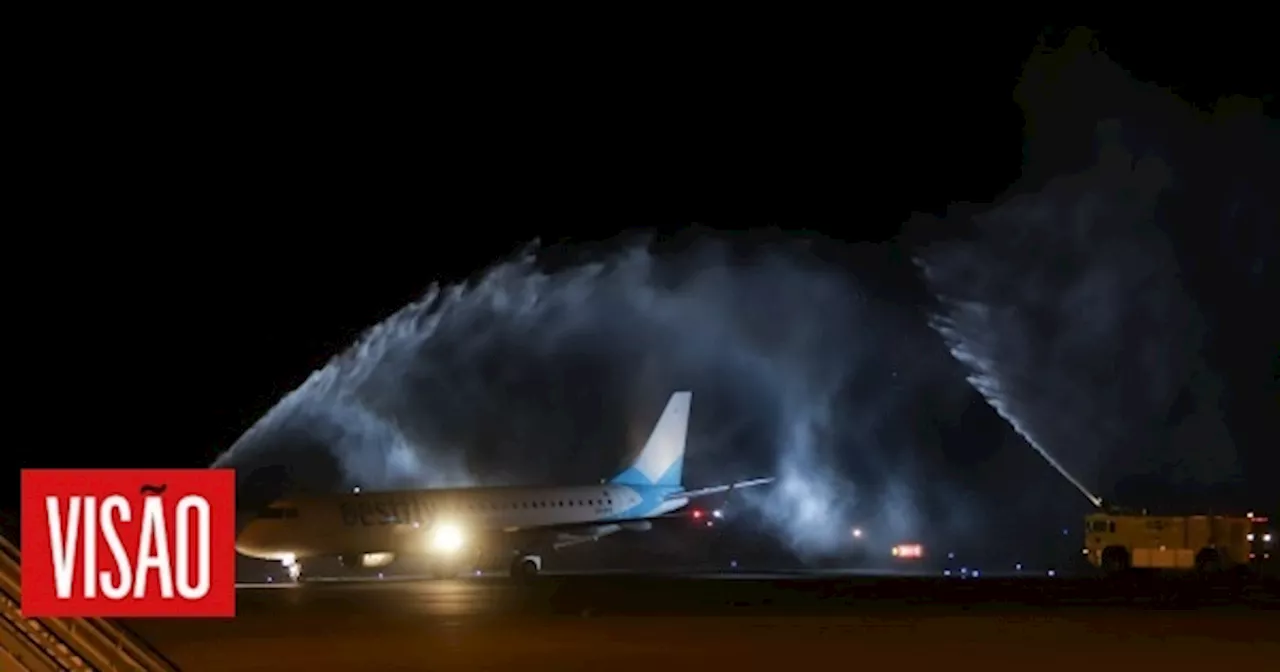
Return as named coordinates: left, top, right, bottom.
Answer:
left=0, top=600, right=69, bottom=672
left=0, top=532, right=180, bottom=671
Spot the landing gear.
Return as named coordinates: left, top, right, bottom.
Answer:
left=509, top=554, right=542, bottom=581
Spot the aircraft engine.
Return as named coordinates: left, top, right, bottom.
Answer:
left=339, top=552, right=396, bottom=568
left=361, top=552, right=396, bottom=568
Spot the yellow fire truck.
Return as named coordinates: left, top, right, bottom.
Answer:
left=1083, top=510, right=1255, bottom=574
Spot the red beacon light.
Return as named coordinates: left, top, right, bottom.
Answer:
left=692, top=509, right=704, bottom=519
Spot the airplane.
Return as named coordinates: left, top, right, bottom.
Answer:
left=234, top=391, right=774, bottom=580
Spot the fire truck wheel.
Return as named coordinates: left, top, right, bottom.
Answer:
left=1194, top=548, right=1221, bottom=573
left=1101, top=546, right=1130, bottom=574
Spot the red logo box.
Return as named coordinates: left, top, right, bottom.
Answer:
left=21, top=469, right=236, bottom=618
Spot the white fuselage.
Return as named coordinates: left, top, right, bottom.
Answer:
left=235, top=483, right=688, bottom=561
left=228, top=391, right=772, bottom=574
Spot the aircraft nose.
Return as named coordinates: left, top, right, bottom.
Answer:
left=232, top=463, right=291, bottom=538
left=234, top=519, right=266, bottom=558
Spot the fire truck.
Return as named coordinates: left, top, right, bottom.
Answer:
left=1082, top=509, right=1264, bottom=574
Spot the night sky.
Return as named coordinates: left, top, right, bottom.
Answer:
left=6, top=26, right=1275, bottom=565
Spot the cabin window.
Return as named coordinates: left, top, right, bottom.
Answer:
left=607, top=500, right=613, bottom=505
left=1109, top=521, right=1116, bottom=533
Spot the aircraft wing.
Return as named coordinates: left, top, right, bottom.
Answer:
left=499, top=514, right=686, bottom=535
left=662, top=477, right=775, bottom=500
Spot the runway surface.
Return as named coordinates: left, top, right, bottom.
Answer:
left=129, top=573, right=1280, bottom=670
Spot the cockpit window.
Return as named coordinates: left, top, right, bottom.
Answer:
left=258, top=507, right=299, bottom=520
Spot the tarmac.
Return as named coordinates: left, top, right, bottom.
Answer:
left=127, top=572, right=1280, bottom=670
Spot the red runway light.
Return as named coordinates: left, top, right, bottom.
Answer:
left=892, top=544, right=923, bottom=559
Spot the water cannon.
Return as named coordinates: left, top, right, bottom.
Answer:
left=1102, top=500, right=1128, bottom=514
left=1097, top=499, right=1146, bottom=516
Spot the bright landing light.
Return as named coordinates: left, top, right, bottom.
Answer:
left=431, top=523, right=465, bottom=554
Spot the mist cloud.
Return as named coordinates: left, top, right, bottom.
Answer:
left=916, top=30, right=1263, bottom=502
left=212, top=29, right=1273, bottom=562
left=215, top=237, right=965, bottom=558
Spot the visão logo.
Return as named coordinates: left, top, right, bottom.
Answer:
left=21, top=469, right=236, bottom=618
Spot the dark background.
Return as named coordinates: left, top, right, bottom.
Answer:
left=5, top=24, right=1275, bottom=570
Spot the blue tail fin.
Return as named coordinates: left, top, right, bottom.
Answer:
left=610, top=391, right=690, bottom=488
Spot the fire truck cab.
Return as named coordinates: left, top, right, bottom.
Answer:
left=1083, top=512, right=1253, bottom=574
